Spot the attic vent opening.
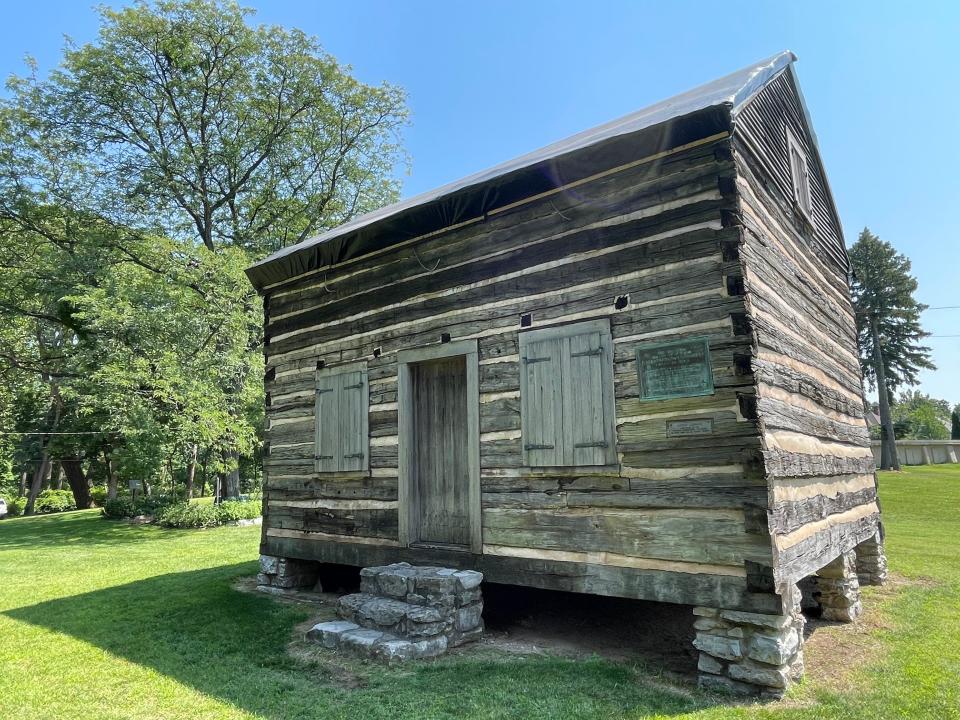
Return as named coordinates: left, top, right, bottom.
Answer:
left=786, top=126, right=814, bottom=225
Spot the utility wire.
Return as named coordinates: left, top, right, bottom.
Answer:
left=0, top=431, right=117, bottom=436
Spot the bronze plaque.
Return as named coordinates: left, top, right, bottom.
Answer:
left=636, top=337, right=714, bottom=401
left=666, top=418, right=714, bottom=437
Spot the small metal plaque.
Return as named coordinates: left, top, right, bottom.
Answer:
left=128, top=478, right=143, bottom=491
left=636, top=337, right=714, bottom=401
left=666, top=418, right=714, bottom=437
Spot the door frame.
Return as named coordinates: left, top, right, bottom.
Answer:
left=397, top=339, right=481, bottom=553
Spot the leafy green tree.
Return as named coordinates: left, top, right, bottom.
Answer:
left=951, top=405, right=960, bottom=441
left=849, top=228, right=934, bottom=469
left=16, top=0, right=407, bottom=255
left=2, top=0, right=408, bottom=503
left=891, top=391, right=950, bottom=440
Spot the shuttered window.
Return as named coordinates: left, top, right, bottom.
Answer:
left=786, top=126, right=814, bottom=224
left=519, top=319, right=616, bottom=467
left=315, top=364, right=369, bottom=473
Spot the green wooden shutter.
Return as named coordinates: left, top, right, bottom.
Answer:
left=339, top=369, right=369, bottom=472
left=563, top=331, right=610, bottom=466
left=520, top=336, right=564, bottom=466
left=315, top=372, right=340, bottom=473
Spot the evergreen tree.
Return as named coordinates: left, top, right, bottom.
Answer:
left=849, top=228, right=934, bottom=469
left=952, top=405, right=960, bottom=441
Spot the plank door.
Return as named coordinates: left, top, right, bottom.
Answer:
left=411, top=355, right=470, bottom=547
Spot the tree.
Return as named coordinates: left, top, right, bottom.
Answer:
left=18, top=0, right=407, bottom=255
left=849, top=228, right=934, bottom=470
left=891, top=391, right=950, bottom=440
left=3, top=0, right=408, bottom=502
left=951, top=405, right=960, bottom=441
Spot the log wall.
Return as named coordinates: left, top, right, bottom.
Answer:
left=259, top=130, right=780, bottom=612
left=731, top=71, right=881, bottom=589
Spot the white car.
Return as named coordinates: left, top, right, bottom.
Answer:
left=0, top=498, right=7, bottom=518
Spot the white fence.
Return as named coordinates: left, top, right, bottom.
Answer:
left=871, top=440, right=960, bottom=467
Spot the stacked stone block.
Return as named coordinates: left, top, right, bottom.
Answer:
left=854, top=530, right=888, bottom=586
left=308, top=563, right=484, bottom=663
left=256, top=554, right=320, bottom=592
left=694, top=601, right=805, bottom=698
left=816, top=550, right=862, bottom=622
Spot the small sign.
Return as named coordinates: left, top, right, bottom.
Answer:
left=128, top=478, right=143, bottom=492
left=636, top=337, right=714, bottom=401
left=666, top=418, right=714, bottom=437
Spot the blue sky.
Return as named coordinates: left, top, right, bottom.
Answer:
left=2, top=1, right=958, bottom=406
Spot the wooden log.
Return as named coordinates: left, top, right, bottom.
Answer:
left=262, top=532, right=784, bottom=613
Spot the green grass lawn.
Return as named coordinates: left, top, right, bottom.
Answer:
left=1, top=466, right=958, bottom=719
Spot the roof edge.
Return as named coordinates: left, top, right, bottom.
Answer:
left=248, top=51, right=797, bottom=288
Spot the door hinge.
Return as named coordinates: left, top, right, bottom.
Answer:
left=524, top=443, right=555, bottom=450
left=570, top=347, right=602, bottom=358
left=574, top=441, right=608, bottom=448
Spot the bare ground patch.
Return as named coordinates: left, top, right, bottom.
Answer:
left=237, top=573, right=930, bottom=701
left=787, top=572, right=935, bottom=704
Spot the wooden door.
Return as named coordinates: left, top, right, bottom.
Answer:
left=411, top=355, right=469, bottom=547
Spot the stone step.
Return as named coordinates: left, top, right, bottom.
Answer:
left=307, top=620, right=449, bottom=663
left=359, top=562, right=483, bottom=607
left=336, top=591, right=483, bottom=644
left=307, top=563, right=485, bottom=663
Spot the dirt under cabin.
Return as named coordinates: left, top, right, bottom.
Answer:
left=246, top=51, right=887, bottom=696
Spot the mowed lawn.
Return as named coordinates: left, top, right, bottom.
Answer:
left=1, top=466, right=957, bottom=720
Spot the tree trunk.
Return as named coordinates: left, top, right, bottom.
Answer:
left=26, top=454, right=53, bottom=515
left=103, top=450, right=118, bottom=500
left=52, top=465, right=64, bottom=490
left=871, top=314, right=900, bottom=471
left=18, top=470, right=27, bottom=497
left=26, top=384, right=63, bottom=514
left=221, top=448, right=241, bottom=501
left=61, top=456, right=93, bottom=509
left=185, top=444, right=197, bottom=499
left=199, top=449, right=208, bottom=497
left=167, top=455, right=176, bottom=495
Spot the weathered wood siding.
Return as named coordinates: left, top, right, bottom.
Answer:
left=260, top=129, right=780, bottom=611
left=731, top=71, right=880, bottom=590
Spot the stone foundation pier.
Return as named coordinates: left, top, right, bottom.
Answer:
left=816, top=550, right=862, bottom=622
left=694, top=598, right=805, bottom=698
left=854, top=529, right=888, bottom=586
left=256, top=554, right=320, bottom=592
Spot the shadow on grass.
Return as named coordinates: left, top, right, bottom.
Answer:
left=5, top=559, right=724, bottom=719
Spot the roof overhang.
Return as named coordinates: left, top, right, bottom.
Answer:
left=247, top=51, right=797, bottom=291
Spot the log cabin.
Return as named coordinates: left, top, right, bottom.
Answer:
left=246, top=51, right=887, bottom=695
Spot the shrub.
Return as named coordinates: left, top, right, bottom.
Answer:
left=217, top=500, right=262, bottom=522
left=6, top=497, right=27, bottom=516
left=156, top=502, right=221, bottom=529
left=154, top=499, right=261, bottom=528
left=89, top=485, right=109, bottom=506
left=34, top=489, right=76, bottom=514
left=101, top=497, right=134, bottom=520
left=135, top=493, right=180, bottom=517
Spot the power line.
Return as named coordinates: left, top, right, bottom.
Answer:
left=925, top=306, right=960, bottom=310
left=0, top=431, right=117, bottom=436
